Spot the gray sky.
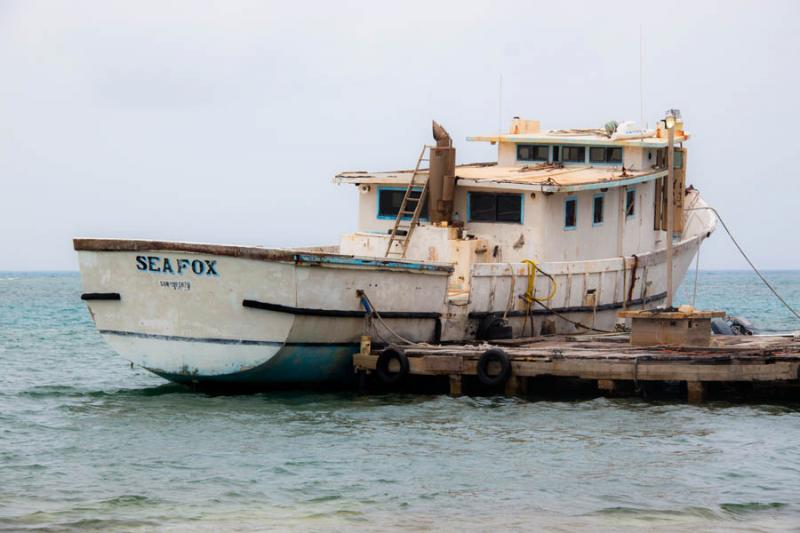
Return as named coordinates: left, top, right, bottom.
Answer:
left=1, top=0, right=798, bottom=271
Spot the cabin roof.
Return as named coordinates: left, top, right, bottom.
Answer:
left=466, top=130, right=688, bottom=148
left=334, top=163, right=667, bottom=193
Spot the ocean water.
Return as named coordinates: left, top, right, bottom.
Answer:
left=1, top=271, right=800, bottom=532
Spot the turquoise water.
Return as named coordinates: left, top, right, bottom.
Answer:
left=1, top=271, right=800, bottom=532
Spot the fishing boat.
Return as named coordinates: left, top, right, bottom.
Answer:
left=74, top=112, right=717, bottom=387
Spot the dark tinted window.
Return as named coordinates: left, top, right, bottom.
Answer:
left=589, top=147, right=606, bottom=162
left=564, top=197, right=577, bottom=228
left=563, top=146, right=586, bottom=162
left=469, top=192, right=497, bottom=222
left=378, top=188, right=428, bottom=219
left=625, top=189, right=636, bottom=217
left=469, top=192, right=522, bottom=223
left=593, top=195, right=604, bottom=224
left=552, top=145, right=561, bottom=162
left=517, top=144, right=548, bottom=161
left=589, top=146, right=623, bottom=164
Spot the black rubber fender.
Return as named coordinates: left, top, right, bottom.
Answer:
left=476, top=348, right=512, bottom=386
left=375, top=345, right=410, bottom=385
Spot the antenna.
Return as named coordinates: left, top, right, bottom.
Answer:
left=639, top=25, right=645, bottom=129
left=498, top=74, right=503, bottom=135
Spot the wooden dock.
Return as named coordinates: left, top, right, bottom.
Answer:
left=353, top=334, right=800, bottom=403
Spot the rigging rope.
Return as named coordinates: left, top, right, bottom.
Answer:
left=692, top=241, right=701, bottom=308
left=687, top=206, right=800, bottom=321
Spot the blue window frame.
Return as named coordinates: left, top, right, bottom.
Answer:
left=564, top=196, right=577, bottom=230
left=377, top=186, right=428, bottom=220
left=625, top=188, right=636, bottom=219
left=592, top=193, right=604, bottom=226
left=467, top=192, right=523, bottom=224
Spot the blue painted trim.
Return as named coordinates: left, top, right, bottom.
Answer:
left=466, top=191, right=524, bottom=224
left=592, top=193, right=605, bottom=227
left=99, top=329, right=284, bottom=346
left=293, top=254, right=453, bottom=273
left=625, top=187, right=636, bottom=220
left=376, top=186, right=428, bottom=221
left=564, top=195, right=577, bottom=230
left=99, top=329, right=360, bottom=348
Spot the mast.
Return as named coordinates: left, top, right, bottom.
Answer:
left=664, top=110, right=678, bottom=309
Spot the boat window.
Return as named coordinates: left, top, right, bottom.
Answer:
left=625, top=188, right=636, bottom=218
left=589, top=147, right=623, bottom=164
left=562, top=146, right=586, bottom=163
left=377, top=187, right=428, bottom=219
left=468, top=192, right=523, bottom=223
left=589, top=147, right=606, bottom=162
left=517, top=144, right=548, bottom=162
left=552, top=145, right=561, bottom=162
left=564, top=197, right=577, bottom=229
left=593, top=194, right=604, bottom=225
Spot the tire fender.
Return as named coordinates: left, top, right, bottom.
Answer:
left=375, top=345, right=410, bottom=385
left=476, top=348, right=511, bottom=386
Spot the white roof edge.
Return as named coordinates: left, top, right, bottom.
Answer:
left=467, top=134, right=688, bottom=147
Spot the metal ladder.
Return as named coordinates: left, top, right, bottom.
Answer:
left=384, top=145, right=431, bottom=258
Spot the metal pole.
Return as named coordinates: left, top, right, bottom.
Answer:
left=666, top=122, right=675, bottom=309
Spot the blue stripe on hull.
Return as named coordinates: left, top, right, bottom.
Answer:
left=149, top=343, right=359, bottom=387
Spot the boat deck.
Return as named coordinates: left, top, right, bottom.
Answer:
left=353, top=334, right=800, bottom=403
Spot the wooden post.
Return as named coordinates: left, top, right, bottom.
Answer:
left=597, top=379, right=617, bottom=395
left=505, top=375, right=527, bottom=397
left=449, top=375, right=463, bottom=396
left=360, top=335, right=371, bottom=356
left=666, top=120, right=675, bottom=309
left=687, top=381, right=706, bottom=404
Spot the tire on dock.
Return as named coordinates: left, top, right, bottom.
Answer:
left=477, top=348, right=512, bottom=386
left=376, top=345, right=410, bottom=385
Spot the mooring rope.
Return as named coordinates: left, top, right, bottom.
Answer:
left=687, top=206, right=800, bottom=322
left=692, top=242, right=701, bottom=308
left=358, top=290, right=423, bottom=346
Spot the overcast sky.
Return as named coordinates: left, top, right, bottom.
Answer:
left=1, top=0, right=798, bottom=270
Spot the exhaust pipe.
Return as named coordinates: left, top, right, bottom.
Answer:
left=428, top=121, right=456, bottom=224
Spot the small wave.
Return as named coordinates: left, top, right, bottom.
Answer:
left=720, top=502, right=787, bottom=517
left=20, top=383, right=188, bottom=399
left=588, top=505, right=720, bottom=521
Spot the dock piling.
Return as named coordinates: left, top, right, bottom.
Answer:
left=449, top=374, right=463, bottom=396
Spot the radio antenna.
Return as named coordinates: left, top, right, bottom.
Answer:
left=639, top=24, right=645, bottom=129
left=497, top=74, right=503, bottom=135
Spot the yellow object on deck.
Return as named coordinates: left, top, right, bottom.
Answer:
left=521, top=259, right=556, bottom=305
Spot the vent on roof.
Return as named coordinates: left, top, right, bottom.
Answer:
left=509, top=118, right=540, bottom=134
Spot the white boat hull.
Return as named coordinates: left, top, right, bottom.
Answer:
left=77, top=243, right=451, bottom=386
